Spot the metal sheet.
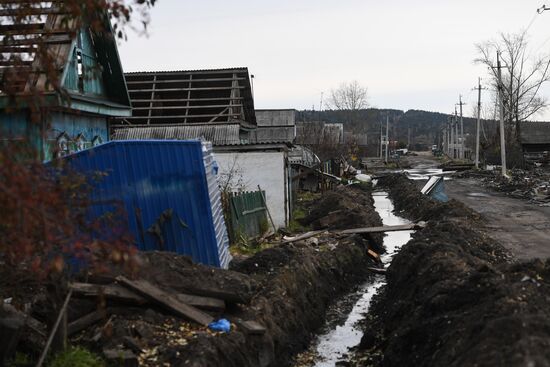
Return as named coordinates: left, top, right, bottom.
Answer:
left=62, top=140, right=230, bottom=268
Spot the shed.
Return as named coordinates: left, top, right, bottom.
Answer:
left=0, top=2, right=131, bottom=161
left=61, top=140, right=231, bottom=268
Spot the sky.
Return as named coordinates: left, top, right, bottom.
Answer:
left=118, top=0, right=550, bottom=119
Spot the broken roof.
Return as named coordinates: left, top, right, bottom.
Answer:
left=111, top=123, right=243, bottom=146
left=0, top=1, right=131, bottom=115
left=115, top=68, right=256, bottom=126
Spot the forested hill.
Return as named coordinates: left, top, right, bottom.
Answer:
left=296, top=108, right=479, bottom=149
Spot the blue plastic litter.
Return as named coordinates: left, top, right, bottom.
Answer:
left=208, top=318, right=231, bottom=333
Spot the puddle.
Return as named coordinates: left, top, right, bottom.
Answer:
left=310, top=192, right=413, bottom=367
left=467, top=192, right=491, bottom=198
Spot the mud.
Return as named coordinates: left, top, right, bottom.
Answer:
left=350, top=174, right=550, bottom=367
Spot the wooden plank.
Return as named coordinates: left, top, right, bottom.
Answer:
left=339, top=222, right=426, bottom=235
left=236, top=320, right=266, bottom=335
left=131, top=97, right=244, bottom=103
left=126, top=77, right=246, bottom=84
left=123, top=113, right=241, bottom=119
left=128, top=86, right=245, bottom=92
left=367, top=267, right=387, bottom=275
left=69, top=283, right=146, bottom=304
left=116, top=277, right=214, bottom=326
left=182, top=286, right=251, bottom=305
left=132, top=104, right=244, bottom=111
left=281, top=230, right=326, bottom=244
left=67, top=309, right=109, bottom=336
left=174, top=294, right=225, bottom=312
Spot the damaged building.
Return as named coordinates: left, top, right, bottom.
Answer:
left=0, top=4, right=131, bottom=161
left=111, top=69, right=293, bottom=228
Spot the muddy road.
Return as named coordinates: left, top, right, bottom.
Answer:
left=406, top=153, right=550, bottom=260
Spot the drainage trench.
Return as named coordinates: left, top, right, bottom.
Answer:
left=294, top=191, right=414, bottom=367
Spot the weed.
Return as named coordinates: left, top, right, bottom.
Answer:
left=48, top=347, right=104, bottom=367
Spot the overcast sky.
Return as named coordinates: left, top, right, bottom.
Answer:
left=118, top=0, right=550, bottom=119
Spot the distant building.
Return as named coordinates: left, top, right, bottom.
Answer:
left=520, top=121, right=550, bottom=154
left=253, top=109, right=296, bottom=143
left=0, top=5, right=131, bottom=161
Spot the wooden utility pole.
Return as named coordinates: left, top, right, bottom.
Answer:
left=457, top=96, right=466, bottom=159
left=474, top=77, right=483, bottom=169
left=496, top=52, right=507, bottom=177
left=379, top=122, right=383, bottom=158
left=449, top=116, right=454, bottom=158
left=385, top=115, right=389, bottom=163
left=454, top=107, right=459, bottom=159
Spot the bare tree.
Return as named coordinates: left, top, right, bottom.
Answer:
left=327, top=80, right=368, bottom=111
left=475, top=32, right=550, bottom=143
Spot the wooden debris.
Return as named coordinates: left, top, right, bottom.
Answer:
left=340, top=222, right=426, bottom=235
left=174, top=294, right=225, bottom=312
left=367, top=249, right=381, bottom=262
left=182, top=286, right=249, bottom=305
left=282, top=230, right=326, bottom=244
left=70, top=283, right=146, bottom=304
left=67, top=309, right=109, bottom=336
left=116, top=277, right=214, bottom=326
left=2, top=303, right=46, bottom=336
left=235, top=319, right=266, bottom=335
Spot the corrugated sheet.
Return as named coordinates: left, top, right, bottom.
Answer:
left=251, top=126, right=296, bottom=143
left=202, top=142, right=232, bottom=268
left=112, top=124, right=242, bottom=146
left=61, top=140, right=231, bottom=268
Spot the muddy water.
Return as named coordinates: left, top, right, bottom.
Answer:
left=310, top=192, right=413, bottom=367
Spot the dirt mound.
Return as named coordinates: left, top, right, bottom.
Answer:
left=350, top=174, right=550, bottom=367
left=378, top=174, right=480, bottom=222
left=299, top=184, right=384, bottom=249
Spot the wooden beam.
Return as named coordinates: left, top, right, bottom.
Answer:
left=69, top=282, right=147, bottom=304
left=124, top=69, right=248, bottom=78
left=116, top=277, right=214, bottom=326
left=132, top=104, right=244, bottom=111
left=126, top=77, right=247, bottom=84
left=128, top=86, right=245, bottom=93
left=131, top=97, right=244, bottom=103
left=281, top=230, right=327, bottom=244
left=0, top=7, right=65, bottom=17
left=339, top=222, right=426, bottom=235
left=124, top=113, right=241, bottom=119
left=2, top=34, right=72, bottom=46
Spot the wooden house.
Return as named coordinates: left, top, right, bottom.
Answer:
left=0, top=3, right=131, bottom=161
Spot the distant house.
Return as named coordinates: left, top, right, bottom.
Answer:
left=111, top=69, right=292, bottom=228
left=520, top=122, right=550, bottom=154
left=253, top=109, right=296, bottom=143
left=0, top=4, right=131, bottom=161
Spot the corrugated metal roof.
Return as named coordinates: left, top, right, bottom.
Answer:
left=255, top=109, right=296, bottom=127
left=125, top=67, right=249, bottom=75
left=521, top=122, right=550, bottom=145
left=112, top=124, right=242, bottom=145
left=61, top=140, right=231, bottom=268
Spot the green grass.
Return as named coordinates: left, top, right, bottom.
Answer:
left=48, top=347, right=104, bottom=367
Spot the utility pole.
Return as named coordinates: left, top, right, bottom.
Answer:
left=496, top=52, right=507, bottom=177
left=473, top=77, right=485, bottom=169
left=385, top=115, right=389, bottom=163
left=457, top=96, right=466, bottom=160
left=454, top=107, right=459, bottom=159
left=379, top=121, right=383, bottom=158
left=449, top=116, right=454, bottom=158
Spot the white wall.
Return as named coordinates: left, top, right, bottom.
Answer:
left=214, top=151, right=288, bottom=229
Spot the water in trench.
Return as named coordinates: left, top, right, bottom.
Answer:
left=311, top=192, right=413, bottom=367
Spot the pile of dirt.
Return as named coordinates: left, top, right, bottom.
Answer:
left=299, top=184, right=384, bottom=250
left=378, top=174, right=481, bottom=222
left=349, top=174, right=550, bottom=366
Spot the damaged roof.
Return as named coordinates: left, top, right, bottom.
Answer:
left=114, top=68, right=256, bottom=126
left=111, top=123, right=243, bottom=146
left=0, top=1, right=131, bottom=115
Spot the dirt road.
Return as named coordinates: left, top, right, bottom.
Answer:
left=407, top=153, right=550, bottom=260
